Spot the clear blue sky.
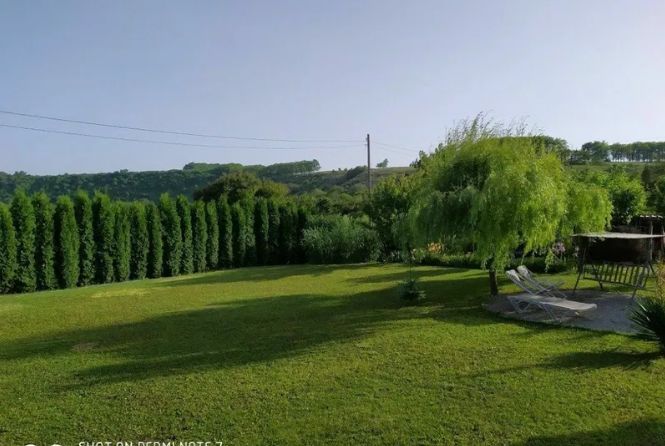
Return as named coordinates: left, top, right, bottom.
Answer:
left=1, top=0, right=664, bottom=174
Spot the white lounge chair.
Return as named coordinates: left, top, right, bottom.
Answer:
left=505, top=270, right=597, bottom=322
left=516, top=265, right=567, bottom=298
left=539, top=296, right=596, bottom=322
left=505, top=292, right=553, bottom=315
left=506, top=269, right=553, bottom=297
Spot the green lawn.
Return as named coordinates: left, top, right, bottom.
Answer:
left=1, top=264, right=665, bottom=445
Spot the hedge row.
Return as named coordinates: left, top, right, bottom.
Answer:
left=417, top=252, right=570, bottom=274
left=0, top=190, right=308, bottom=294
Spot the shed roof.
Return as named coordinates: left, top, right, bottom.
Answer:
left=573, top=232, right=665, bottom=239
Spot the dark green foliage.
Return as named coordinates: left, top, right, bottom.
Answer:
left=205, top=201, right=219, bottom=270
left=254, top=180, right=289, bottom=201
left=652, top=176, right=665, bottom=215
left=366, top=175, right=414, bottom=254
left=399, top=278, right=426, bottom=303
left=242, top=197, right=256, bottom=266
left=112, top=203, right=131, bottom=282
left=293, top=206, right=310, bottom=263
left=303, top=215, right=382, bottom=264
left=145, top=202, right=163, bottom=278
left=259, top=159, right=321, bottom=176
left=588, top=141, right=665, bottom=163
left=158, top=193, right=182, bottom=277
left=267, top=199, right=281, bottom=265
left=32, top=192, right=57, bottom=290
left=577, top=167, right=646, bottom=225
left=73, top=190, right=95, bottom=286
left=0, top=204, right=17, bottom=293
left=254, top=199, right=269, bottom=265
left=418, top=252, right=569, bottom=273
left=531, top=136, right=571, bottom=163
left=217, top=196, right=233, bottom=268
left=278, top=203, right=297, bottom=263
left=92, top=192, right=115, bottom=283
left=10, top=189, right=36, bottom=292
left=631, top=267, right=665, bottom=352
left=194, top=171, right=260, bottom=203
left=0, top=159, right=333, bottom=202
left=128, top=202, right=149, bottom=280
left=53, top=196, right=79, bottom=288
left=176, top=195, right=194, bottom=275
left=632, top=298, right=665, bottom=352
left=191, top=200, right=208, bottom=272
left=231, top=203, right=247, bottom=267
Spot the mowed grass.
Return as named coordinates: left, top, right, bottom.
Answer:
left=1, top=264, right=665, bottom=445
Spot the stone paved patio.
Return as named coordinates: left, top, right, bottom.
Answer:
left=485, top=290, right=641, bottom=334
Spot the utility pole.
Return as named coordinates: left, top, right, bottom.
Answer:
left=366, top=133, right=371, bottom=192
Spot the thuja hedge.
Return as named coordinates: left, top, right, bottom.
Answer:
left=0, top=191, right=312, bottom=294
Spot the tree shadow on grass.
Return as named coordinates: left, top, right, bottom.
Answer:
left=544, top=349, right=661, bottom=370
left=467, top=347, right=660, bottom=381
left=346, top=267, right=470, bottom=285
left=520, top=418, right=665, bottom=446
left=0, top=273, right=500, bottom=389
left=152, top=263, right=385, bottom=288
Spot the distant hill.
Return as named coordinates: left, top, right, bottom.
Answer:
left=0, top=160, right=414, bottom=201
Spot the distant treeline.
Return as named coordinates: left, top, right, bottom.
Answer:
left=506, top=137, right=665, bottom=165
left=0, top=189, right=309, bottom=294
left=0, top=160, right=322, bottom=202
left=572, top=141, right=665, bottom=164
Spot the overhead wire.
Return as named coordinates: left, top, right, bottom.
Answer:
left=373, top=140, right=421, bottom=154
left=0, top=123, right=361, bottom=151
left=0, top=109, right=361, bottom=144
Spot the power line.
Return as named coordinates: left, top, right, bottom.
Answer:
left=373, top=141, right=421, bottom=153
left=0, top=109, right=361, bottom=144
left=374, top=145, right=417, bottom=156
left=0, top=123, right=362, bottom=151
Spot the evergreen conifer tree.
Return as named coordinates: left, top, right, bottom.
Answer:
left=54, top=196, right=79, bottom=288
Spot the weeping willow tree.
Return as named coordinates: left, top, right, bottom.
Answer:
left=410, top=116, right=612, bottom=295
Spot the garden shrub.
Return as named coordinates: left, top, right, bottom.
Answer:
left=217, top=195, right=233, bottom=268
left=73, top=190, right=95, bottom=286
left=303, top=215, right=382, bottom=264
left=631, top=264, right=665, bottom=352
left=176, top=195, right=194, bottom=275
left=367, top=175, right=413, bottom=255
left=92, top=192, right=115, bottom=284
left=191, top=200, right=208, bottom=272
left=159, top=193, right=182, bottom=277
left=206, top=201, right=219, bottom=270
left=32, top=192, right=56, bottom=290
left=11, top=189, right=37, bottom=292
left=417, top=252, right=569, bottom=273
left=54, top=196, right=79, bottom=288
left=399, top=278, right=426, bottom=304
left=128, top=202, right=149, bottom=280
left=146, top=202, right=163, bottom=278
left=0, top=203, right=17, bottom=293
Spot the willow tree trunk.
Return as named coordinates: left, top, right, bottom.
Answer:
left=488, top=270, right=499, bottom=296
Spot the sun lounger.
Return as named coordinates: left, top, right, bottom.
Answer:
left=506, top=292, right=597, bottom=323
left=505, top=270, right=597, bottom=322
left=506, top=269, right=555, bottom=297
left=516, top=265, right=567, bottom=298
